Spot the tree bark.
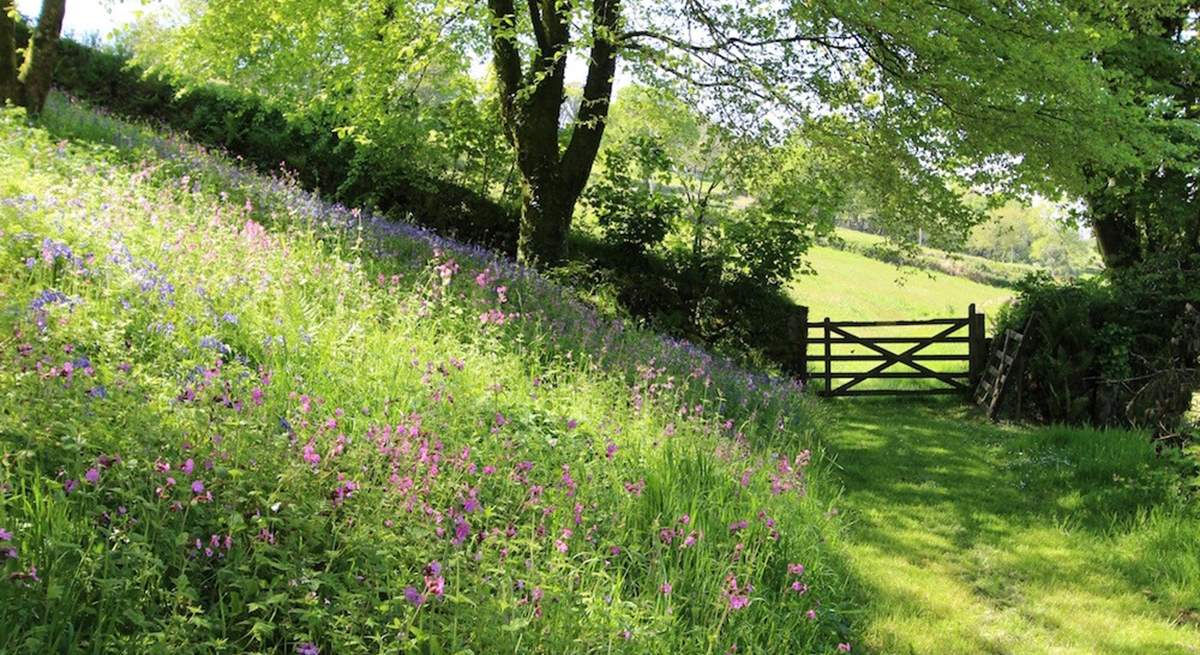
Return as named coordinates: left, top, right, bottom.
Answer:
left=519, top=177, right=575, bottom=264
left=0, top=0, right=17, bottom=104
left=1091, top=210, right=1142, bottom=269
left=16, top=0, right=66, bottom=115
left=488, top=0, right=620, bottom=266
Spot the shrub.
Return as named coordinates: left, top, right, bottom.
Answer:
left=583, top=136, right=679, bottom=255
left=997, top=255, right=1200, bottom=434
left=17, top=23, right=521, bottom=253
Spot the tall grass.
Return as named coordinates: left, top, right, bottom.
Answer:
left=0, top=96, right=857, bottom=653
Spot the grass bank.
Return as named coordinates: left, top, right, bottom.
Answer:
left=0, top=95, right=856, bottom=653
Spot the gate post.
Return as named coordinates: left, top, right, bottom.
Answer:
left=788, top=305, right=810, bottom=382
left=968, top=303, right=985, bottom=388
left=823, top=317, right=832, bottom=397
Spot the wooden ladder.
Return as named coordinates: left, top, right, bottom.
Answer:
left=974, top=318, right=1033, bottom=419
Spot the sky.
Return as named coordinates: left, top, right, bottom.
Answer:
left=16, top=0, right=175, bottom=42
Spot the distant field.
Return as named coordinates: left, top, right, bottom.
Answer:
left=830, top=228, right=1040, bottom=288
left=790, top=242, right=1015, bottom=324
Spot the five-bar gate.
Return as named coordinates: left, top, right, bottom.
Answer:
left=800, top=304, right=987, bottom=397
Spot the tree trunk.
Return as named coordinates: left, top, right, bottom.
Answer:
left=16, top=0, right=66, bottom=115
left=487, top=0, right=619, bottom=268
left=1091, top=211, right=1142, bottom=269
left=519, top=175, right=575, bottom=265
left=690, top=201, right=708, bottom=267
left=0, top=0, right=17, bottom=104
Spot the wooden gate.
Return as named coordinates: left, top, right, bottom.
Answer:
left=799, top=304, right=987, bottom=397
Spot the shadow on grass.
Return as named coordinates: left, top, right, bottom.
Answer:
left=826, top=397, right=1200, bottom=655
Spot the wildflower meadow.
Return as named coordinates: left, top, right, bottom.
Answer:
left=0, top=96, right=858, bottom=653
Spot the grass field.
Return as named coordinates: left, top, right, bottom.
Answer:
left=830, top=399, right=1200, bottom=654
left=2, top=94, right=1196, bottom=655
left=790, top=242, right=1015, bottom=324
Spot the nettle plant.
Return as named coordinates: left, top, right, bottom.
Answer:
left=0, top=101, right=852, bottom=653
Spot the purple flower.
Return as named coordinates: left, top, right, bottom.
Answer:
left=659, top=582, right=672, bottom=596
left=64, top=479, right=78, bottom=493
left=404, top=586, right=424, bottom=606
left=181, top=458, right=195, bottom=475
left=837, top=644, right=852, bottom=653
left=296, top=643, right=319, bottom=655
left=424, top=561, right=445, bottom=598
left=191, top=480, right=205, bottom=494
left=724, top=574, right=752, bottom=611
left=331, top=479, right=358, bottom=507
left=452, top=516, right=471, bottom=546
left=84, top=468, right=100, bottom=484
left=302, top=441, right=321, bottom=467
left=728, top=520, right=748, bottom=533
left=0, top=528, right=11, bottom=541
left=788, top=563, right=805, bottom=576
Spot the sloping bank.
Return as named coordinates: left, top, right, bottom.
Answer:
left=0, top=94, right=858, bottom=652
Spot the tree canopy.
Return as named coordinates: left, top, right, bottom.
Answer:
left=128, top=0, right=1196, bottom=266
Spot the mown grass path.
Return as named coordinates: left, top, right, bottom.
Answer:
left=826, top=399, right=1200, bottom=654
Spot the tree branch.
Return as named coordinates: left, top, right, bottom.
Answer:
left=487, top=0, right=523, bottom=145
left=560, top=0, right=620, bottom=196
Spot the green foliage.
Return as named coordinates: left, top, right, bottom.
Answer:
left=583, top=135, right=679, bottom=254
left=723, top=209, right=811, bottom=289
left=1082, top=5, right=1200, bottom=269
left=963, top=200, right=1101, bottom=277
left=37, top=28, right=520, bottom=253
left=997, top=254, right=1200, bottom=432
left=996, top=274, right=1109, bottom=422
left=129, top=0, right=1200, bottom=266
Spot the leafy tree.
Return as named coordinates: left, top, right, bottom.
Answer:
left=604, top=86, right=754, bottom=269
left=1, top=0, right=66, bottom=115
left=582, top=133, right=678, bottom=254
left=1081, top=4, right=1200, bottom=269
left=130, top=1, right=1189, bottom=267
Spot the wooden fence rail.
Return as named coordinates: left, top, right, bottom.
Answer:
left=795, top=304, right=987, bottom=398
